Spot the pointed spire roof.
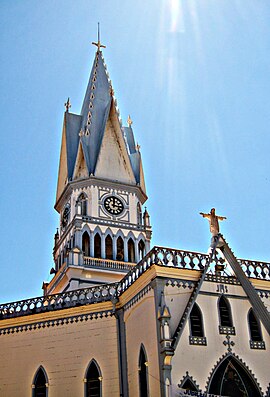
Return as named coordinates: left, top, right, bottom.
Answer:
left=55, top=40, right=147, bottom=205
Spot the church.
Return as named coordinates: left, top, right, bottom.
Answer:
left=0, top=35, right=269, bottom=397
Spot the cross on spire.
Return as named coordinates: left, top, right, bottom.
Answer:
left=64, top=97, right=71, bottom=112
left=92, top=22, right=106, bottom=52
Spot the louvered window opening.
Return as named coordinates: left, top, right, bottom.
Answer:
left=190, top=305, right=204, bottom=337
left=249, top=310, right=262, bottom=341
left=219, top=297, right=232, bottom=327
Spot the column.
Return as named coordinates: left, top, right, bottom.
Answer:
left=124, top=238, right=128, bottom=262
left=101, top=234, right=106, bottom=259
left=113, top=236, right=117, bottom=260
left=90, top=232, right=94, bottom=257
left=135, top=239, right=139, bottom=263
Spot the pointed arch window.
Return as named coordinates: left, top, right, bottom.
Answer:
left=248, top=309, right=265, bottom=349
left=32, top=367, right=48, bottom=397
left=82, top=231, right=90, bottom=257
left=189, top=303, right=207, bottom=345
left=77, top=193, right=88, bottom=216
left=138, top=239, right=145, bottom=260
left=128, top=238, right=135, bottom=262
left=137, top=203, right=142, bottom=225
left=105, top=235, right=113, bottom=260
left=85, top=360, right=102, bottom=397
left=116, top=236, right=124, bottom=261
left=94, top=233, right=101, bottom=259
left=218, top=296, right=235, bottom=335
left=138, top=346, right=149, bottom=397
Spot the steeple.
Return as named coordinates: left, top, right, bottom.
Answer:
left=56, top=40, right=146, bottom=204
left=50, top=38, right=151, bottom=294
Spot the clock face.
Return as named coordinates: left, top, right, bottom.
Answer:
left=62, top=205, right=70, bottom=227
left=104, top=196, right=124, bottom=215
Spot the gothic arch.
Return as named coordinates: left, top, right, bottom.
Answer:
left=82, top=230, right=90, bottom=257
left=138, top=344, right=149, bottom=397
left=77, top=192, right=88, bottom=216
left=32, top=366, right=48, bottom=397
left=104, top=227, right=113, bottom=238
left=218, top=295, right=233, bottom=327
left=206, top=352, right=263, bottom=397
left=127, top=232, right=136, bottom=263
left=93, top=227, right=102, bottom=259
left=84, top=359, right=102, bottom=397
left=115, top=230, right=125, bottom=261
left=248, top=308, right=263, bottom=342
left=189, top=302, right=205, bottom=337
left=178, top=372, right=200, bottom=391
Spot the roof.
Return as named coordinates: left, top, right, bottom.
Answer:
left=56, top=49, right=146, bottom=201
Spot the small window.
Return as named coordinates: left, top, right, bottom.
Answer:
left=248, top=309, right=262, bottom=342
left=78, top=193, right=88, bottom=216
left=82, top=231, right=90, bottom=257
left=128, top=238, right=135, bottom=262
left=33, top=367, right=47, bottom=397
left=116, top=236, right=124, bottom=261
left=105, top=235, right=113, bottom=260
left=94, top=233, right=101, bottom=258
left=85, top=360, right=101, bottom=397
left=138, top=240, right=145, bottom=260
left=219, top=296, right=233, bottom=327
left=190, top=303, right=204, bottom=337
left=139, top=346, right=149, bottom=397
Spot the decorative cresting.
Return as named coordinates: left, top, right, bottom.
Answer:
left=0, top=246, right=269, bottom=320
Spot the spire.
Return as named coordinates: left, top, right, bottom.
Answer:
left=56, top=38, right=147, bottom=204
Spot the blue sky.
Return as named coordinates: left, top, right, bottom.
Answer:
left=0, top=0, right=269, bottom=303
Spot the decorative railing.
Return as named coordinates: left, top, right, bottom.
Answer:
left=0, top=246, right=269, bottom=321
left=83, top=257, right=135, bottom=271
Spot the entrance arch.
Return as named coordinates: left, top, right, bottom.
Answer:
left=207, top=354, right=262, bottom=397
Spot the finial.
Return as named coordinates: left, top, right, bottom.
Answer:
left=127, top=115, right=133, bottom=127
left=136, top=143, right=141, bottom=152
left=200, top=208, right=227, bottom=236
left=64, top=97, right=71, bottom=112
left=92, top=22, right=106, bottom=52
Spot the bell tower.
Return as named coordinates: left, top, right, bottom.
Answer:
left=45, top=39, right=152, bottom=295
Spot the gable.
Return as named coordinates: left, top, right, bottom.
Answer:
left=94, top=106, right=136, bottom=184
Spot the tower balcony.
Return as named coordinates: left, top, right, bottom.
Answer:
left=83, top=256, right=135, bottom=272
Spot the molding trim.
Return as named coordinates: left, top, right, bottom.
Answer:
left=0, top=310, right=113, bottom=336
left=124, top=284, right=152, bottom=311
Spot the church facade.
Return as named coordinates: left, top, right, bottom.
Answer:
left=0, top=40, right=269, bottom=397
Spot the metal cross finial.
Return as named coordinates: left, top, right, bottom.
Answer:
left=136, top=143, right=141, bottom=152
left=64, top=97, right=71, bottom=112
left=223, top=335, right=235, bottom=352
left=92, top=22, right=106, bottom=52
left=127, top=115, right=133, bottom=127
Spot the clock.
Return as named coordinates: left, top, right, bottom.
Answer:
left=62, top=205, right=70, bottom=227
left=104, top=196, right=124, bottom=215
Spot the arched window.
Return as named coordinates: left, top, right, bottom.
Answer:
left=137, top=203, right=142, bottom=225
left=94, top=233, right=101, bottom=258
left=138, top=239, right=145, bottom=260
left=85, top=360, right=101, bottom=397
left=208, top=356, right=261, bottom=397
left=128, top=238, right=135, bottom=262
left=82, top=231, right=90, bottom=256
left=105, top=235, right=113, bottom=260
left=33, top=367, right=48, bottom=397
left=190, top=303, right=204, bottom=337
left=138, top=346, right=149, bottom=397
left=116, top=236, right=124, bottom=261
left=77, top=193, right=88, bottom=216
left=248, top=309, right=262, bottom=342
left=219, top=296, right=233, bottom=327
